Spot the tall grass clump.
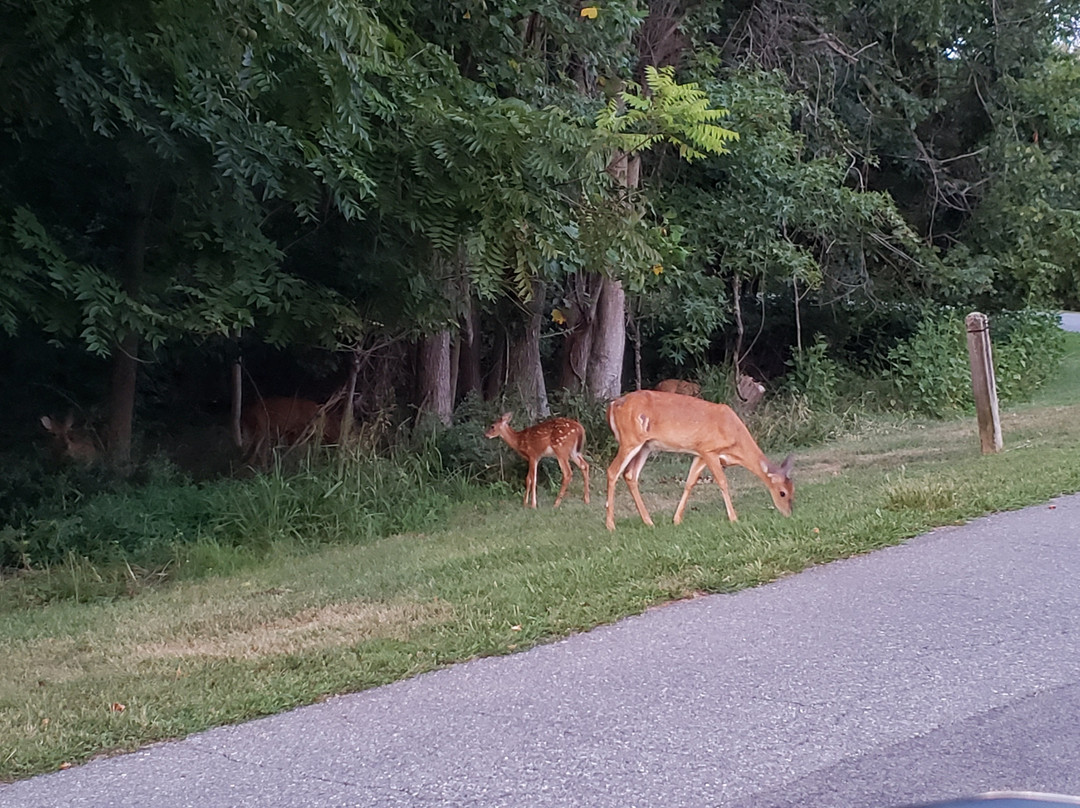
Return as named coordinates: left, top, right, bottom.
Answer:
left=0, top=460, right=214, bottom=571
left=209, top=450, right=457, bottom=551
left=1, top=446, right=466, bottom=602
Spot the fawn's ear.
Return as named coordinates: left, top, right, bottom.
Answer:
left=40, top=415, right=54, bottom=431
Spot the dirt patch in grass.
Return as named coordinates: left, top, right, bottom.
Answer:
left=138, top=598, right=454, bottom=660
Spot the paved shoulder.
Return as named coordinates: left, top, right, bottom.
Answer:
left=3, top=494, right=1079, bottom=808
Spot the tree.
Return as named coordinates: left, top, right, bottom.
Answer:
left=957, top=51, right=1080, bottom=308
left=0, top=0, right=395, bottom=463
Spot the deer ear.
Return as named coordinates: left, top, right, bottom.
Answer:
left=779, top=454, right=794, bottom=476
left=40, top=415, right=53, bottom=430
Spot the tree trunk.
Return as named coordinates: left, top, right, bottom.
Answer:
left=582, top=150, right=638, bottom=401
left=457, top=296, right=484, bottom=401
left=732, top=274, right=745, bottom=378
left=106, top=175, right=155, bottom=470
left=484, top=323, right=508, bottom=401
left=507, top=287, right=550, bottom=419
left=557, top=272, right=600, bottom=392
left=586, top=275, right=626, bottom=401
left=628, top=303, right=643, bottom=391
left=106, top=333, right=139, bottom=469
left=417, top=330, right=453, bottom=425
left=339, top=349, right=360, bottom=447
left=230, top=349, right=243, bottom=449
left=793, top=274, right=804, bottom=355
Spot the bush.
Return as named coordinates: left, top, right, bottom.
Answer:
left=884, top=309, right=972, bottom=416
left=546, top=389, right=613, bottom=462
left=992, top=310, right=1066, bottom=403
left=883, top=308, right=1065, bottom=416
left=1, top=469, right=220, bottom=571
left=745, top=393, right=848, bottom=450
left=697, top=363, right=739, bottom=404
left=783, top=334, right=844, bottom=411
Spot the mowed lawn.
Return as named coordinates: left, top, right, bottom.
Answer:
left=2, top=334, right=1080, bottom=781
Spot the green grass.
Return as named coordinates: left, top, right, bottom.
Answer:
left=2, top=334, right=1079, bottom=781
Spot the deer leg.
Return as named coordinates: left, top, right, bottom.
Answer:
left=606, top=445, right=651, bottom=530
left=621, top=446, right=654, bottom=528
left=673, top=456, right=709, bottom=525
left=524, top=460, right=537, bottom=508
left=573, top=451, right=590, bottom=504
left=553, top=456, right=572, bottom=508
left=254, top=436, right=269, bottom=471
left=702, top=454, right=738, bottom=522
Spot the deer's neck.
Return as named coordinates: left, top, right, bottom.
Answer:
left=500, top=427, right=529, bottom=456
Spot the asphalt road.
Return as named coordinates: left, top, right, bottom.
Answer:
left=3, top=492, right=1080, bottom=808
left=1060, top=312, right=1080, bottom=332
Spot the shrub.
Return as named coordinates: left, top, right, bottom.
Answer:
left=883, top=308, right=1065, bottom=416
left=992, top=310, right=1066, bottom=403
left=697, top=363, right=739, bottom=404
left=783, top=334, right=844, bottom=411
left=884, top=309, right=972, bottom=416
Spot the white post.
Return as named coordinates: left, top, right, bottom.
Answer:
left=965, top=312, right=1003, bottom=454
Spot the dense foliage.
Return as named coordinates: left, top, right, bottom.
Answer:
left=1, top=0, right=1077, bottom=569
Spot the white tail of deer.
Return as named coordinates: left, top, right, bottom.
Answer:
left=604, top=390, right=793, bottom=531
left=240, top=396, right=340, bottom=469
left=654, top=379, right=702, bottom=397
left=485, top=413, right=590, bottom=508
left=40, top=414, right=99, bottom=464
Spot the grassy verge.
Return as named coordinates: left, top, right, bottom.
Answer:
left=2, top=334, right=1079, bottom=781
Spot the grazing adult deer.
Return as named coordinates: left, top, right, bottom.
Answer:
left=485, top=413, right=590, bottom=508
left=240, top=396, right=340, bottom=469
left=654, top=379, right=702, bottom=398
left=40, top=414, right=99, bottom=465
left=604, top=390, right=793, bottom=531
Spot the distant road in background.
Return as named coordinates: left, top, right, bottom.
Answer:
left=1060, top=311, right=1080, bottom=332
